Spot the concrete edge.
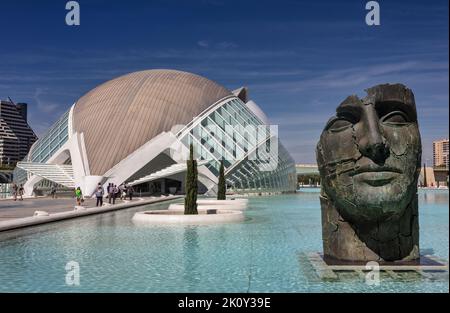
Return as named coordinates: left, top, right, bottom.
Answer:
left=168, top=201, right=248, bottom=211
left=132, top=209, right=245, bottom=225
left=0, top=196, right=183, bottom=232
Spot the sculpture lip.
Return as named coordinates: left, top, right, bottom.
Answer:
left=362, top=176, right=396, bottom=186
left=350, top=165, right=402, bottom=176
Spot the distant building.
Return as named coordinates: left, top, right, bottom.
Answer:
left=0, top=100, right=38, bottom=166
left=296, top=164, right=320, bottom=186
left=433, top=139, right=449, bottom=169
left=419, top=166, right=435, bottom=187
left=295, top=164, right=319, bottom=175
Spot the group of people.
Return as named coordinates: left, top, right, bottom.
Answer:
left=8, top=182, right=135, bottom=207
left=11, top=183, right=24, bottom=201
left=93, top=183, right=135, bottom=207
left=74, top=183, right=135, bottom=207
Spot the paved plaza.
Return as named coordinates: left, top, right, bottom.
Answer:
left=0, top=196, right=131, bottom=222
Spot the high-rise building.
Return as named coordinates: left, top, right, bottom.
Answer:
left=433, top=139, right=449, bottom=169
left=0, top=100, right=38, bottom=166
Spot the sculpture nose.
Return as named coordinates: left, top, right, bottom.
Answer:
left=358, top=106, right=390, bottom=164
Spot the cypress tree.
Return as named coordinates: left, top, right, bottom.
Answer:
left=184, top=143, right=198, bottom=215
left=217, top=160, right=226, bottom=200
left=423, top=163, right=427, bottom=187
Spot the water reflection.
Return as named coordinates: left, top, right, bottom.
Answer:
left=419, top=190, right=449, bottom=205
left=182, top=226, right=199, bottom=287
left=0, top=192, right=447, bottom=292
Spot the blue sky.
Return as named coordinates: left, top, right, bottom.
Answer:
left=0, top=0, right=448, bottom=163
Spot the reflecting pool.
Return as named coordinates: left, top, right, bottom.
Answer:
left=0, top=189, right=447, bottom=292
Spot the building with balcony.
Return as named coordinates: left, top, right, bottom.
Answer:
left=432, top=139, right=449, bottom=187
left=433, top=139, right=449, bottom=169
left=0, top=100, right=38, bottom=166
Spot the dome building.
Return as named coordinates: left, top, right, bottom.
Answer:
left=14, top=70, right=297, bottom=196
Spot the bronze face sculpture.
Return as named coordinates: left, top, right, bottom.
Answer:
left=316, top=84, right=421, bottom=262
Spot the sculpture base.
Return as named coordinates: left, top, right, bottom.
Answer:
left=168, top=199, right=248, bottom=211
left=131, top=209, right=245, bottom=225
left=307, top=252, right=448, bottom=281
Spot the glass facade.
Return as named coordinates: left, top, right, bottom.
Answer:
left=178, top=97, right=297, bottom=194
left=13, top=109, right=70, bottom=185
left=12, top=163, right=27, bottom=185
left=225, top=143, right=297, bottom=193
left=28, top=109, right=70, bottom=163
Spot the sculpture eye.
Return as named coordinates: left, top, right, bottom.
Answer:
left=381, top=111, right=409, bottom=126
left=326, top=118, right=353, bottom=132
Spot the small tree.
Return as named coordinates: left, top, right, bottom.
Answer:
left=423, top=163, right=427, bottom=187
left=217, top=160, right=226, bottom=200
left=184, top=144, right=198, bottom=215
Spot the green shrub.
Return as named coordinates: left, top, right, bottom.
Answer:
left=217, top=160, right=226, bottom=200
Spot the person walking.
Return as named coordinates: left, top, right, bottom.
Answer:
left=75, top=187, right=83, bottom=206
left=12, top=183, right=18, bottom=201
left=127, top=184, right=134, bottom=201
left=119, top=184, right=126, bottom=200
left=112, top=185, right=119, bottom=204
left=50, top=184, right=57, bottom=199
left=18, top=184, right=24, bottom=201
left=95, top=183, right=104, bottom=207
left=108, top=183, right=113, bottom=204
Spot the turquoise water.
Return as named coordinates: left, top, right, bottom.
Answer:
left=0, top=189, right=448, bottom=292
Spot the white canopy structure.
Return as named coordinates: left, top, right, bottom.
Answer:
left=16, top=162, right=75, bottom=188
left=128, top=160, right=209, bottom=186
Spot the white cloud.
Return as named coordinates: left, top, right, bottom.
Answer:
left=197, top=40, right=209, bottom=48
left=216, top=41, right=238, bottom=49
left=33, top=88, right=59, bottom=114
